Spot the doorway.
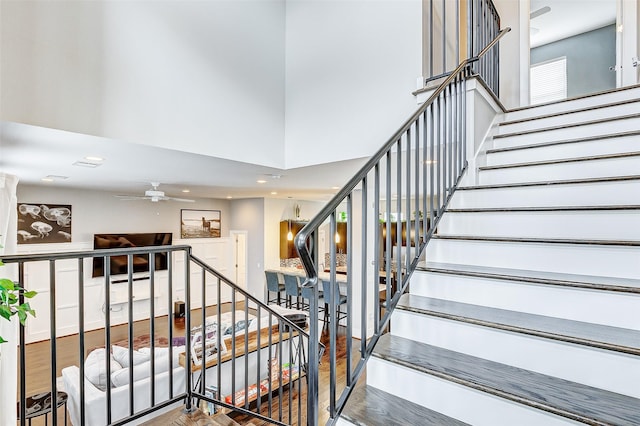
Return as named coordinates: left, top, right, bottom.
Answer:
left=528, top=0, right=618, bottom=104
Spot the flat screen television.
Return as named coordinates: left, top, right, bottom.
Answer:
left=92, top=233, right=172, bottom=278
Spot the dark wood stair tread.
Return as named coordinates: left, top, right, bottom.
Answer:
left=479, top=151, right=640, bottom=171
left=374, top=334, right=640, bottom=425
left=494, top=113, right=640, bottom=139
left=499, top=99, right=640, bottom=127
left=341, top=383, right=470, bottom=426
left=397, top=294, right=640, bottom=355
left=446, top=205, right=640, bottom=213
left=432, top=234, right=640, bottom=247
left=457, top=174, right=640, bottom=190
left=487, top=130, right=640, bottom=154
left=417, top=261, right=640, bottom=294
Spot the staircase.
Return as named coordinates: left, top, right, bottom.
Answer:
left=339, top=86, right=640, bottom=425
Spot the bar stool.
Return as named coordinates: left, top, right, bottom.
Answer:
left=283, top=274, right=307, bottom=310
left=320, top=279, right=347, bottom=326
left=265, top=270, right=286, bottom=306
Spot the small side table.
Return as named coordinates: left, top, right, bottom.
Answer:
left=17, top=391, right=68, bottom=425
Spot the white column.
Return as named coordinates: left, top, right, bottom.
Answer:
left=0, top=173, right=19, bottom=426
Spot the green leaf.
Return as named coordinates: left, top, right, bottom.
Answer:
left=0, top=336, right=6, bottom=344
left=20, top=303, right=36, bottom=318
left=0, top=278, right=14, bottom=291
left=17, top=309, right=27, bottom=325
left=0, top=305, right=13, bottom=321
left=23, top=290, right=37, bottom=299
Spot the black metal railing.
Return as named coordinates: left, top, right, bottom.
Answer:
left=425, top=0, right=502, bottom=95
left=296, top=27, right=510, bottom=425
left=3, top=245, right=313, bottom=426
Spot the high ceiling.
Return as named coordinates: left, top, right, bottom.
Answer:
left=530, top=0, right=617, bottom=48
left=1, top=1, right=620, bottom=203
left=0, top=121, right=368, bottom=202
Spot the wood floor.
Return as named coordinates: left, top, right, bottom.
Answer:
left=19, top=304, right=357, bottom=426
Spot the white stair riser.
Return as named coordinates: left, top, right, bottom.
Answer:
left=410, top=272, right=640, bottom=330
left=486, top=136, right=640, bottom=167
left=493, top=117, right=640, bottom=149
left=452, top=180, right=640, bottom=208
left=478, top=156, right=639, bottom=185
left=426, top=239, right=639, bottom=279
left=437, top=211, right=640, bottom=240
left=366, top=357, right=582, bottom=426
left=498, top=102, right=640, bottom=135
left=392, top=310, right=640, bottom=398
left=503, top=88, right=640, bottom=122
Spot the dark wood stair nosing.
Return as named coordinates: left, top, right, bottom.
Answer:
left=432, top=234, right=640, bottom=247
left=341, top=384, right=470, bottom=426
left=478, top=151, right=640, bottom=172
left=499, top=98, right=640, bottom=127
left=373, top=334, right=640, bottom=426
left=494, top=113, right=640, bottom=139
left=505, top=83, right=640, bottom=114
left=417, top=264, right=640, bottom=294
left=396, top=297, right=640, bottom=356
left=487, top=130, right=640, bottom=155
left=457, top=175, right=640, bottom=191
left=445, top=205, right=640, bottom=213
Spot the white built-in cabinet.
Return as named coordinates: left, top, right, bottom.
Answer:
left=17, top=238, right=233, bottom=343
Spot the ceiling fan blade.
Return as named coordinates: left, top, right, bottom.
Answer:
left=167, top=197, right=195, bottom=203
left=114, top=194, right=149, bottom=201
left=530, top=6, right=550, bottom=20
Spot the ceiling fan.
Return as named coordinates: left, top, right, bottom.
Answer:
left=115, top=182, right=195, bottom=203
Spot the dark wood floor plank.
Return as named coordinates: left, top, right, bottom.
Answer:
left=374, top=334, right=640, bottom=426
left=341, top=383, right=470, bottom=426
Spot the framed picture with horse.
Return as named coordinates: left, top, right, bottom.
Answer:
left=180, top=209, right=221, bottom=238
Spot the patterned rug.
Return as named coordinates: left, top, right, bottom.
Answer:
left=112, top=334, right=169, bottom=350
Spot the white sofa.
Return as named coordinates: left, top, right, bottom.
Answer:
left=62, top=346, right=186, bottom=426
left=61, top=308, right=305, bottom=425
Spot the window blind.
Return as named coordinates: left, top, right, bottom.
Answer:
left=530, top=57, right=567, bottom=105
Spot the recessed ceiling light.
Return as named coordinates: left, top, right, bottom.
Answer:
left=182, top=189, right=190, bottom=193
left=257, top=179, right=267, bottom=184
left=226, top=196, right=233, bottom=199
left=331, top=186, right=340, bottom=190
left=73, top=160, right=101, bottom=168
left=85, top=156, right=104, bottom=162
left=271, top=191, right=278, bottom=195
left=41, top=177, right=54, bottom=182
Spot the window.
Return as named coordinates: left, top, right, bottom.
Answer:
left=530, top=57, right=567, bottom=105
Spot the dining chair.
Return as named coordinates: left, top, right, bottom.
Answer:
left=320, top=279, right=347, bottom=326
left=264, top=270, right=286, bottom=306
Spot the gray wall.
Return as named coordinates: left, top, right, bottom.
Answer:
left=531, top=25, right=616, bottom=98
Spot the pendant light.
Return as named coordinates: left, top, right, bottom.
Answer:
left=287, top=219, right=293, bottom=241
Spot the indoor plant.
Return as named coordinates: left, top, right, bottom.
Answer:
left=0, top=243, right=36, bottom=344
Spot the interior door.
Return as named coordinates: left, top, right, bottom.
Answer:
left=231, top=230, right=247, bottom=289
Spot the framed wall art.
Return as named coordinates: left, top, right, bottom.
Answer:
left=17, top=203, right=72, bottom=244
left=180, top=209, right=221, bottom=238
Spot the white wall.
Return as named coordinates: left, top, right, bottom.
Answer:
left=16, top=185, right=231, bottom=244
left=494, top=0, right=530, bottom=109
left=229, top=198, right=265, bottom=301
left=284, top=0, right=423, bottom=168
left=0, top=0, right=286, bottom=168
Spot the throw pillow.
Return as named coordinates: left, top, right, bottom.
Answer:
left=112, top=345, right=150, bottom=368
left=85, top=348, right=122, bottom=391
left=110, top=352, right=173, bottom=387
